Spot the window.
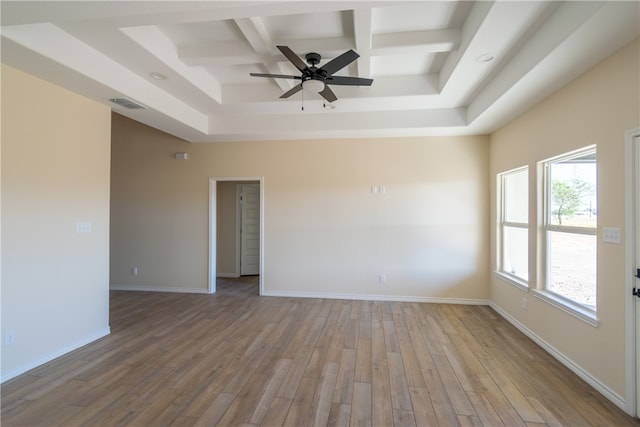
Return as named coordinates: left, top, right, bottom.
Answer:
left=543, top=147, right=597, bottom=311
left=498, top=167, right=528, bottom=285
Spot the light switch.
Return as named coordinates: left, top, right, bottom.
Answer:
left=602, top=227, right=621, bottom=244
left=76, top=221, right=92, bottom=233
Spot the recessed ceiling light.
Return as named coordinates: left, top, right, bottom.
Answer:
left=149, top=72, right=168, bottom=80
left=476, top=53, right=496, bottom=63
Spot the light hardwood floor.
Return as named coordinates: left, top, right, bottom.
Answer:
left=2, top=276, right=638, bottom=426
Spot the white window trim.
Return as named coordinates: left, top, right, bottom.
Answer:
left=504, top=221, right=528, bottom=229
left=540, top=145, right=597, bottom=317
left=546, top=224, right=597, bottom=236
left=498, top=166, right=529, bottom=289
left=495, top=270, right=529, bottom=292
left=533, top=289, right=599, bottom=327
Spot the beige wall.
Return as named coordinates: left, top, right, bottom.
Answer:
left=110, top=114, right=199, bottom=291
left=489, top=39, right=639, bottom=400
left=1, top=65, right=111, bottom=380
left=111, top=113, right=490, bottom=300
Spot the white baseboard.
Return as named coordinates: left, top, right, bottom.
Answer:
left=1, top=327, right=111, bottom=383
left=489, top=301, right=627, bottom=412
left=110, top=285, right=209, bottom=294
left=261, top=290, right=488, bottom=305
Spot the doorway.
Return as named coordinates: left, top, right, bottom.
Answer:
left=625, top=128, right=640, bottom=417
left=209, top=177, right=264, bottom=295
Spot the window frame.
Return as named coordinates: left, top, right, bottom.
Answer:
left=496, top=166, right=529, bottom=291
left=536, top=146, right=598, bottom=325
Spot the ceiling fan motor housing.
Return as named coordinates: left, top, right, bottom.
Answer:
left=305, top=52, right=321, bottom=66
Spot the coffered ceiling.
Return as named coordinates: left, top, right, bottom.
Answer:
left=2, top=1, right=638, bottom=142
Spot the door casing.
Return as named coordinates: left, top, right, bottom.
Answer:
left=624, top=127, right=640, bottom=416
left=209, top=177, right=264, bottom=295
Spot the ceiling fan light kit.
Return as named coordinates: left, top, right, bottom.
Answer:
left=302, top=78, right=325, bottom=93
left=250, top=45, right=373, bottom=104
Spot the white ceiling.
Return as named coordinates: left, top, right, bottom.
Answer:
left=2, top=1, right=638, bottom=143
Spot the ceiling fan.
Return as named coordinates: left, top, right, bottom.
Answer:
left=250, top=45, right=373, bottom=103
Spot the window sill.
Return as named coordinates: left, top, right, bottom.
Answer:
left=532, top=290, right=600, bottom=327
left=495, top=271, right=529, bottom=293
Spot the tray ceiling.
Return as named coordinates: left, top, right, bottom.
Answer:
left=2, top=1, right=638, bottom=142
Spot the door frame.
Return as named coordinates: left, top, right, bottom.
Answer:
left=209, top=176, right=265, bottom=295
left=625, top=127, right=640, bottom=416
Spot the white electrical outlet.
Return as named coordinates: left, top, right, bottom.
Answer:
left=379, top=274, right=386, bottom=284
left=131, top=267, right=139, bottom=276
left=5, top=331, right=16, bottom=346
left=522, top=297, right=527, bottom=310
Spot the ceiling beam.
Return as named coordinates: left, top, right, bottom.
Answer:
left=224, top=74, right=438, bottom=106
left=178, top=37, right=353, bottom=66
left=178, top=41, right=257, bottom=66
left=353, top=8, right=372, bottom=78
left=206, top=108, right=467, bottom=142
left=276, top=38, right=354, bottom=60
left=234, top=17, right=292, bottom=92
left=178, top=29, right=460, bottom=68
left=371, top=29, right=460, bottom=55
left=1, top=2, right=398, bottom=27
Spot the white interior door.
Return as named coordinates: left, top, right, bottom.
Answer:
left=240, top=184, right=260, bottom=276
left=635, top=135, right=640, bottom=416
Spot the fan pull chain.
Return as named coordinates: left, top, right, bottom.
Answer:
left=301, top=87, right=304, bottom=111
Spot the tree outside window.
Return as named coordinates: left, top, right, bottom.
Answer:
left=551, top=179, right=595, bottom=226
left=544, top=148, right=597, bottom=310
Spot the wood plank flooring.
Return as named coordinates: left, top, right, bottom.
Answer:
left=2, top=276, right=638, bottom=426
